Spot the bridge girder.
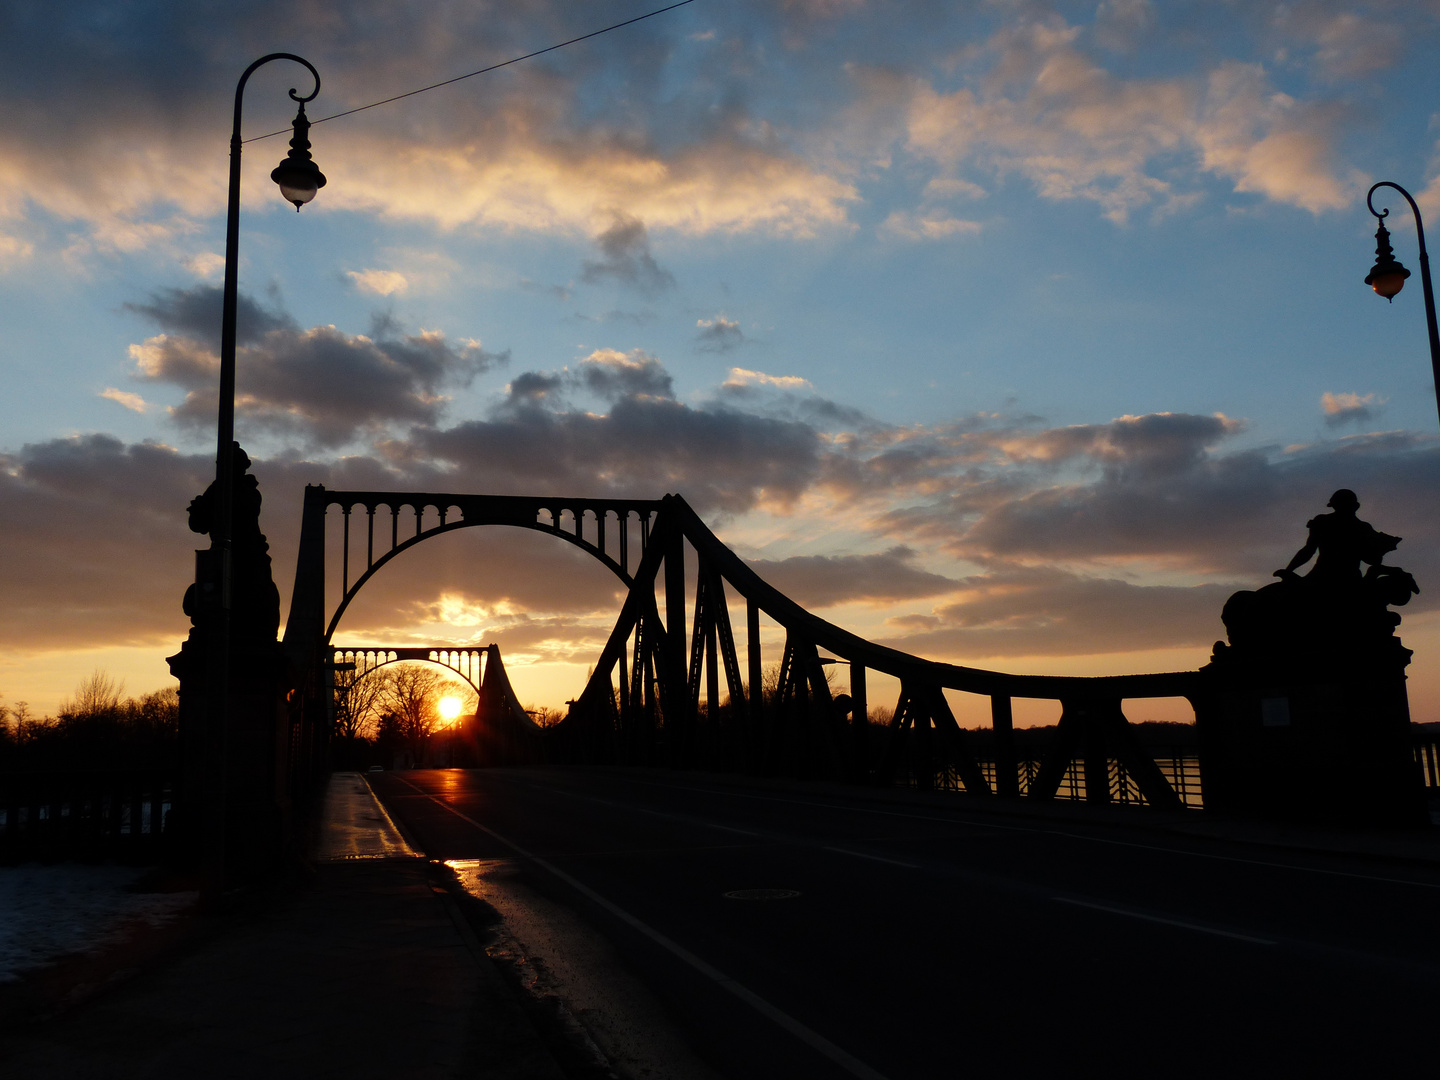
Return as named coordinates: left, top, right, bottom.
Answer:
left=283, top=486, right=1202, bottom=810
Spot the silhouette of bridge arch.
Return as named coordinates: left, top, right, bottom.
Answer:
left=283, top=487, right=665, bottom=647
left=333, top=646, right=490, bottom=697
left=284, top=487, right=1202, bottom=811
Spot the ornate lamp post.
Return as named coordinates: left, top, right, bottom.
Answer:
left=204, top=54, right=326, bottom=888
left=1364, top=181, right=1440, bottom=427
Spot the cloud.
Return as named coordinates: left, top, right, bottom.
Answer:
left=879, top=210, right=982, bottom=240
left=0, top=0, right=1401, bottom=269
left=504, top=371, right=567, bottom=407
left=1194, top=61, right=1354, bottom=213
left=125, top=285, right=294, bottom=349
left=183, top=252, right=224, bottom=279
left=126, top=287, right=506, bottom=447
left=577, top=349, right=673, bottom=401
left=0, top=2, right=871, bottom=265
left=722, top=368, right=812, bottom=392
left=899, top=16, right=1359, bottom=222
left=101, top=388, right=148, bottom=413
left=1322, top=391, right=1383, bottom=426
left=747, top=546, right=960, bottom=608
left=347, top=268, right=409, bottom=296
left=4, top=391, right=1440, bottom=678
left=410, top=394, right=825, bottom=513
left=695, top=316, right=746, bottom=353
left=580, top=213, right=675, bottom=295
left=1273, top=8, right=1404, bottom=79
left=880, top=566, right=1236, bottom=658
left=0, top=437, right=209, bottom=650
left=0, top=233, right=35, bottom=267
left=843, top=414, right=1440, bottom=595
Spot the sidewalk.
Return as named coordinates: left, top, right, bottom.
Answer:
left=0, top=773, right=566, bottom=1080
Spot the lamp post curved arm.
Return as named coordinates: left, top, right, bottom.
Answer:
left=1365, top=181, right=1440, bottom=429
left=202, top=54, right=323, bottom=892
left=216, top=55, right=323, bottom=565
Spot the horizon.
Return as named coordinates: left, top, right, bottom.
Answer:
left=3, top=1, right=1440, bottom=721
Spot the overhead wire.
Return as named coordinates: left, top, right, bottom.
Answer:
left=242, top=0, right=698, bottom=143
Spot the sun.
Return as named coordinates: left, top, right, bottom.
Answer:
left=437, top=695, right=464, bottom=724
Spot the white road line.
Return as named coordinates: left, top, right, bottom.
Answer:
left=1051, top=897, right=1277, bottom=945
left=823, top=847, right=921, bottom=869
left=397, top=777, right=892, bottom=1080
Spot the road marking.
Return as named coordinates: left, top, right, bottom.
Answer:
left=395, top=776, right=892, bottom=1080
left=823, top=847, right=921, bottom=869
left=1051, top=897, right=1277, bottom=945
left=621, top=777, right=1440, bottom=891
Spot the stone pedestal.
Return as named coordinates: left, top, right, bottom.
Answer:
left=166, top=446, right=293, bottom=876
left=1195, top=664, right=1425, bottom=825
left=1196, top=567, right=1427, bottom=827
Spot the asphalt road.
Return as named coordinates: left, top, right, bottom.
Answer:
left=369, top=768, right=1440, bottom=1078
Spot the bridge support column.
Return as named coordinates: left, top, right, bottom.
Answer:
left=991, top=695, right=1019, bottom=797
left=664, top=525, right=688, bottom=766
left=1080, top=701, right=1112, bottom=806
left=747, top=599, right=763, bottom=741
left=850, top=663, right=868, bottom=781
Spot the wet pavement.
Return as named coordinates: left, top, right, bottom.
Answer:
left=0, top=773, right=566, bottom=1080
left=3, top=768, right=1437, bottom=1079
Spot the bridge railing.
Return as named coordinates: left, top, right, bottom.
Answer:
left=551, top=495, right=1207, bottom=812
left=1417, top=733, right=1440, bottom=793
left=904, top=748, right=1205, bottom=809
left=0, top=768, right=175, bottom=863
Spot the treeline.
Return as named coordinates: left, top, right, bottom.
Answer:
left=333, top=663, right=477, bottom=770
left=1, top=671, right=179, bottom=771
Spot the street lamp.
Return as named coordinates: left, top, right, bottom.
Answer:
left=1364, top=181, right=1440, bottom=427
left=204, top=53, right=325, bottom=888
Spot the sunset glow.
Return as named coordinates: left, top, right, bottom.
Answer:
left=2, top=3, right=1439, bottom=721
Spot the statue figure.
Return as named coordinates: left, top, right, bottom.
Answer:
left=1199, top=489, right=1428, bottom=826
left=181, top=443, right=282, bottom=643
left=1274, top=488, right=1398, bottom=585
left=1214, top=489, right=1417, bottom=673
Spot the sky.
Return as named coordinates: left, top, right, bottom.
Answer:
left=3, top=0, right=1440, bottom=724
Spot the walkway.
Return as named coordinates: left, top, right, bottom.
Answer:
left=0, top=773, right=565, bottom=1080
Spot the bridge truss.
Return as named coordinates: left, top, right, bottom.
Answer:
left=283, top=487, right=1202, bottom=809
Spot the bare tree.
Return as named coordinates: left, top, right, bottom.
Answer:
left=10, top=701, right=35, bottom=741
left=376, top=664, right=450, bottom=762
left=62, top=670, right=125, bottom=720
left=524, top=705, right=565, bottom=728
left=335, top=665, right=389, bottom=742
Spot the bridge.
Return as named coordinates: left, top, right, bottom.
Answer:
left=282, top=486, right=1207, bottom=811
left=330, top=643, right=543, bottom=766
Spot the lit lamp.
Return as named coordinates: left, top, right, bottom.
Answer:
left=1364, top=217, right=1410, bottom=302
left=1364, top=181, right=1440, bottom=427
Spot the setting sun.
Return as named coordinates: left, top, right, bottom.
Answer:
left=437, top=696, right=464, bottom=724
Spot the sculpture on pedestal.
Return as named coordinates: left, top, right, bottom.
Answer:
left=1213, top=489, right=1417, bottom=674
left=1199, top=490, right=1425, bottom=825
left=167, top=444, right=287, bottom=868
left=181, top=444, right=281, bottom=644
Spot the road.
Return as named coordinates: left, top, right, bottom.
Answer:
left=369, top=767, right=1440, bottom=1078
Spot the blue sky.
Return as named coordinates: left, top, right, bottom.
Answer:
left=3, top=0, right=1440, bottom=721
